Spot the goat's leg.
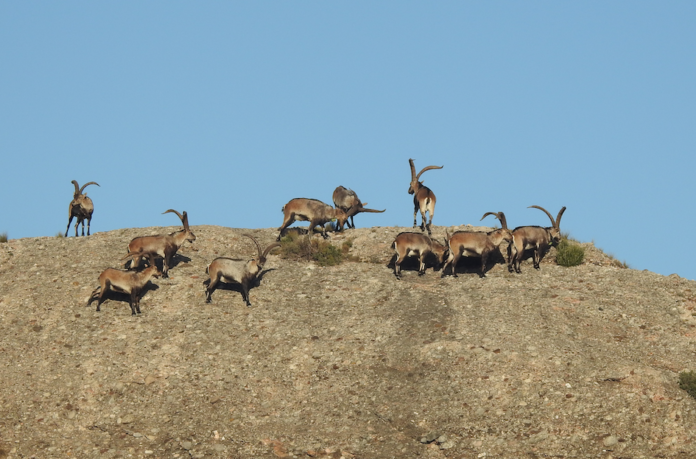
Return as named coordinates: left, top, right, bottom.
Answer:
left=87, top=217, right=92, bottom=236
left=206, top=274, right=220, bottom=303
left=480, top=251, right=489, bottom=278
left=394, top=256, right=403, bottom=279
left=277, top=213, right=296, bottom=241
left=65, top=216, right=74, bottom=238
left=241, top=282, right=251, bottom=307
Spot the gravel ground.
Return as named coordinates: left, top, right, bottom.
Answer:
left=1, top=224, right=695, bottom=458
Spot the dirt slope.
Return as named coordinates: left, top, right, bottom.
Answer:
left=1, top=224, right=695, bottom=459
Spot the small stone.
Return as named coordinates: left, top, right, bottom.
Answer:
left=603, top=436, right=619, bottom=446
left=145, top=375, right=157, bottom=385
left=181, top=441, right=193, bottom=450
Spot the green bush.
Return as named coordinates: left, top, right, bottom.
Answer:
left=279, top=232, right=343, bottom=267
left=0, top=232, right=7, bottom=243
left=679, top=371, right=696, bottom=399
left=555, top=239, right=585, bottom=267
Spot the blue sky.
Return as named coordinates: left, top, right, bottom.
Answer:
left=1, top=2, right=694, bottom=279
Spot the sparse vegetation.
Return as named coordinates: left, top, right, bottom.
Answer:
left=55, top=232, right=65, bottom=238
left=556, top=238, right=585, bottom=267
left=0, top=232, right=7, bottom=243
left=279, top=232, right=344, bottom=266
left=679, top=371, right=696, bottom=400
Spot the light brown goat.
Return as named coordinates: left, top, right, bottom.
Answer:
left=508, top=205, right=566, bottom=273
left=86, top=253, right=161, bottom=315
left=126, top=209, right=196, bottom=277
left=443, top=212, right=512, bottom=278
left=391, top=232, right=448, bottom=279
left=277, top=198, right=348, bottom=241
left=65, top=180, right=100, bottom=237
left=332, top=186, right=386, bottom=230
left=205, top=235, right=281, bottom=306
left=408, top=159, right=443, bottom=235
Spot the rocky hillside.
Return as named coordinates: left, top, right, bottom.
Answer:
left=1, top=224, right=695, bottom=459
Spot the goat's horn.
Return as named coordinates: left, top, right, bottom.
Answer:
left=416, top=165, right=443, bottom=180
left=528, top=205, right=556, bottom=227
left=182, top=211, right=190, bottom=230
left=243, top=234, right=263, bottom=259
left=498, top=212, right=508, bottom=230
left=555, top=207, right=567, bottom=229
left=262, top=242, right=282, bottom=259
left=71, top=180, right=80, bottom=196
left=163, top=209, right=185, bottom=224
left=409, top=158, right=417, bottom=181
left=79, top=181, right=100, bottom=194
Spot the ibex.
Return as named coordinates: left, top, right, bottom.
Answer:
left=65, top=180, right=100, bottom=237
left=277, top=198, right=348, bottom=241
left=86, top=252, right=161, bottom=315
left=205, top=235, right=281, bottom=306
left=408, top=159, right=443, bottom=235
left=391, top=232, right=448, bottom=279
left=332, top=186, right=386, bottom=230
left=443, top=212, right=512, bottom=278
left=508, top=205, right=566, bottom=274
left=126, top=209, right=196, bottom=277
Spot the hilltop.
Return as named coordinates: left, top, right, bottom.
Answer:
left=1, top=224, right=695, bottom=458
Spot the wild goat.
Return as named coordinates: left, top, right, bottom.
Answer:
left=126, top=209, right=196, bottom=277
left=205, top=235, right=281, bottom=306
left=86, top=252, right=161, bottom=315
left=391, top=232, right=448, bottom=279
left=442, top=212, right=512, bottom=278
left=332, top=186, right=386, bottom=230
left=408, top=159, right=443, bottom=235
left=277, top=198, right=348, bottom=241
left=508, top=205, right=566, bottom=273
left=65, top=180, right=100, bottom=237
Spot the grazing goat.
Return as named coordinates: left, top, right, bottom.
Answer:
left=443, top=212, right=512, bottom=278
left=391, top=232, right=448, bottom=279
left=508, top=205, right=566, bottom=273
left=65, top=180, right=100, bottom=237
left=408, top=159, right=443, bottom=235
left=126, top=209, right=196, bottom=277
left=277, top=198, right=348, bottom=241
left=86, top=252, right=161, bottom=315
left=332, top=186, right=386, bottom=230
left=205, top=235, right=281, bottom=306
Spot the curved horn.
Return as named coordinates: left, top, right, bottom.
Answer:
left=480, top=211, right=507, bottom=229
left=163, top=209, right=185, bottom=224
left=182, top=211, right=190, bottom=230
left=71, top=180, right=80, bottom=196
left=79, top=181, right=100, bottom=194
left=243, top=234, right=263, bottom=259
left=409, top=158, right=417, bottom=181
left=555, top=207, right=566, bottom=229
left=261, top=242, right=282, bottom=260
left=416, top=165, right=443, bottom=180
left=528, top=205, right=556, bottom=227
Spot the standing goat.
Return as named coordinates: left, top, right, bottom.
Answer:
left=391, top=232, right=448, bottom=279
left=277, top=198, right=348, bottom=241
left=408, top=159, right=443, bottom=235
left=332, top=186, right=386, bottom=230
left=508, top=205, right=566, bottom=273
left=86, top=252, right=161, bottom=315
left=126, top=209, right=196, bottom=277
left=443, top=212, right=512, bottom=278
left=65, top=180, right=100, bottom=237
left=205, top=235, right=281, bottom=306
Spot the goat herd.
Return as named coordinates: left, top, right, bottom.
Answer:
left=65, top=159, right=566, bottom=315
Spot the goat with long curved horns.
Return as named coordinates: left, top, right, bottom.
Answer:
left=408, top=159, right=443, bottom=235
left=507, top=205, right=566, bottom=273
left=442, top=212, right=512, bottom=278
left=65, top=180, right=100, bottom=237
left=332, top=186, right=386, bottom=231
left=126, top=209, right=196, bottom=277
left=205, top=235, right=281, bottom=306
